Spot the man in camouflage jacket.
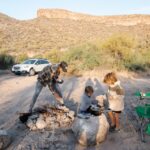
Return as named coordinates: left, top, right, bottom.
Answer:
left=28, top=61, right=68, bottom=113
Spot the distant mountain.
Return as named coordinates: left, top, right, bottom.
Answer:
left=0, top=9, right=150, bottom=56
left=37, top=9, right=150, bottom=26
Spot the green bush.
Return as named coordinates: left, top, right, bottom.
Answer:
left=102, top=34, right=135, bottom=60
left=44, top=49, right=62, bottom=63
left=16, top=53, right=28, bottom=63
left=100, top=34, right=138, bottom=70
left=62, top=43, right=103, bottom=71
left=1, top=33, right=149, bottom=73
left=125, top=49, right=150, bottom=71
left=62, top=34, right=150, bottom=73
left=0, top=53, right=15, bottom=69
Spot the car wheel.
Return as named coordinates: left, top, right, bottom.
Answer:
left=15, top=72, right=21, bottom=75
left=29, top=68, right=35, bottom=76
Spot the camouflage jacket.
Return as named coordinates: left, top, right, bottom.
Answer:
left=37, top=64, right=60, bottom=86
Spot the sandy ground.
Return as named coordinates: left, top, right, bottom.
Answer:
left=0, top=71, right=150, bottom=150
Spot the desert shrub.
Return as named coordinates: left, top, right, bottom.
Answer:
left=44, top=49, right=62, bottom=63
left=125, top=49, right=150, bottom=71
left=101, top=34, right=137, bottom=69
left=0, top=53, right=15, bottom=69
left=126, top=64, right=146, bottom=72
left=2, top=33, right=149, bottom=74
left=62, top=34, right=150, bottom=73
left=16, top=53, right=28, bottom=63
left=102, top=34, right=135, bottom=58
left=33, top=54, right=44, bottom=59
left=62, top=43, right=102, bottom=70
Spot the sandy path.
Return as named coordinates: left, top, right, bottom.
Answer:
left=0, top=72, right=150, bottom=150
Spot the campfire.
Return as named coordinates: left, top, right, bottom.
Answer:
left=19, top=105, right=75, bottom=130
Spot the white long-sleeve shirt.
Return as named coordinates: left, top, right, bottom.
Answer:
left=107, top=81, right=124, bottom=111
left=96, top=81, right=124, bottom=111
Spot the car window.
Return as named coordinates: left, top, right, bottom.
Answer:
left=40, top=60, right=49, bottom=64
left=35, top=60, right=41, bottom=65
left=23, top=60, right=36, bottom=64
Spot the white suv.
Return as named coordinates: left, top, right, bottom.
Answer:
left=12, top=59, right=51, bottom=76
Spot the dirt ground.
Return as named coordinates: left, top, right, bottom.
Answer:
left=0, top=71, right=150, bottom=150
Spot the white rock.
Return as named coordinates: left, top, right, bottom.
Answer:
left=63, top=107, right=69, bottom=112
left=67, top=111, right=75, bottom=120
left=26, top=118, right=37, bottom=130
left=45, top=116, right=52, bottom=124
left=72, top=114, right=109, bottom=146
left=56, top=114, right=61, bottom=121
left=62, top=117, right=70, bottom=124
left=25, top=105, right=75, bottom=130
left=36, top=117, right=47, bottom=129
left=57, top=106, right=69, bottom=112
left=39, top=114, right=45, bottom=120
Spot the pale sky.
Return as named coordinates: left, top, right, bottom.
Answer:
left=0, top=0, right=150, bottom=20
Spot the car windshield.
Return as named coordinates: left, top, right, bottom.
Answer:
left=22, top=60, right=36, bottom=64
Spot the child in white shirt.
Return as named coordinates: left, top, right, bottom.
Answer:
left=97, top=72, right=124, bottom=132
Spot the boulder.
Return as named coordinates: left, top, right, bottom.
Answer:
left=0, top=130, right=12, bottom=149
left=72, top=114, right=109, bottom=146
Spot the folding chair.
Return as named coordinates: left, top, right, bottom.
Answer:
left=134, top=91, right=150, bottom=142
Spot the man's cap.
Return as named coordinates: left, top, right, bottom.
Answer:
left=60, top=61, right=68, bottom=72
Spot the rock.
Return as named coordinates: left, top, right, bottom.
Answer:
left=63, top=107, right=70, bottom=113
left=29, top=114, right=39, bottom=120
left=26, top=118, right=37, bottom=130
left=67, top=111, right=75, bottom=120
left=53, top=122, right=60, bottom=128
left=57, top=106, right=70, bottom=112
left=72, top=114, right=109, bottom=146
left=24, top=105, right=75, bottom=130
left=0, top=130, right=12, bottom=149
left=45, top=116, right=52, bottom=124
left=36, top=116, right=47, bottom=130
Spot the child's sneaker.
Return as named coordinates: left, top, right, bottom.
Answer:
left=114, top=128, right=121, bottom=132
left=109, top=125, right=116, bottom=132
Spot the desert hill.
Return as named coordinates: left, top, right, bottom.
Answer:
left=0, top=9, right=150, bottom=56
left=37, top=9, right=150, bottom=25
